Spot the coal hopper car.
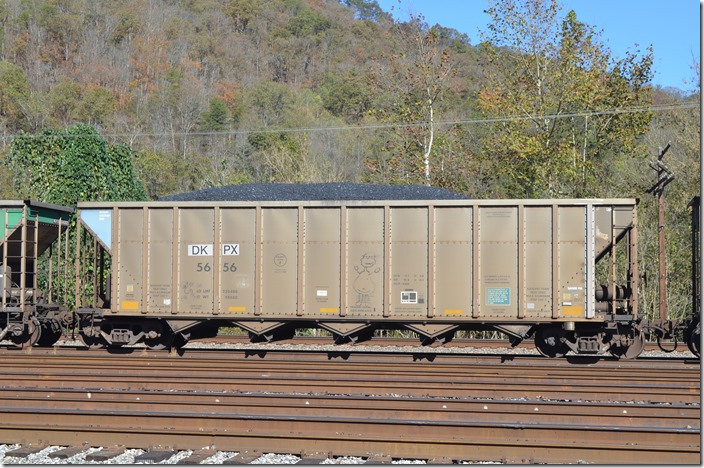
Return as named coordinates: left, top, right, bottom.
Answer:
left=73, top=197, right=647, bottom=358
left=0, top=200, right=74, bottom=348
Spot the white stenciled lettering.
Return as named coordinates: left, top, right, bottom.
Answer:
left=188, top=244, right=213, bottom=256
left=222, top=244, right=240, bottom=256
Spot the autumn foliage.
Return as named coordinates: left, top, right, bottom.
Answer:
left=0, top=0, right=698, bottom=322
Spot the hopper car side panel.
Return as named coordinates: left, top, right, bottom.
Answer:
left=0, top=193, right=691, bottom=359
left=75, top=198, right=647, bottom=355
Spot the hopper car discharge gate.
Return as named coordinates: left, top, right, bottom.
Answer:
left=72, top=198, right=661, bottom=359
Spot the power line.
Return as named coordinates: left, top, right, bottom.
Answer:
left=443, top=102, right=698, bottom=126
left=0, top=102, right=697, bottom=141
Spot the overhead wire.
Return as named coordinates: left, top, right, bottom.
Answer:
left=0, top=101, right=698, bottom=141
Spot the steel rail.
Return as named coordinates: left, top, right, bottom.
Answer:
left=0, top=351, right=698, bottom=404
left=1, top=354, right=696, bottom=381
left=0, top=388, right=699, bottom=427
left=0, top=367, right=699, bottom=404
left=4, top=374, right=698, bottom=404
left=1, top=344, right=699, bottom=370
left=0, top=405, right=698, bottom=464
left=1, top=356, right=697, bottom=388
left=0, top=348, right=699, bottom=464
left=198, top=335, right=698, bottom=353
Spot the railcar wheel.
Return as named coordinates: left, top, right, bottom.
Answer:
left=36, top=321, right=63, bottom=346
left=8, top=319, right=41, bottom=349
left=419, top=335, right=435, bottom=346
left=142, top=320, right=176, bottom=350
left=686, top=322, right=700, bottom=357
left=174, top=332, right=190, bottom=349
left=333, top=330, right=373, bottom=345
left=534, top=326, right=570, bottom=358
left=78, top=331, right=107, bottom=349
left=608, top=326, right=645, bottom=360
left=144, top=332, right=174, bottom=350
left=144, top=332, right=191, bottom=351
left=36, top=327, right=62, bottom=346
left=419, top=332, right=455, bottom=346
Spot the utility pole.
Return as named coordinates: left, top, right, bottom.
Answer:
left=647, top=143, right=674, bottom=321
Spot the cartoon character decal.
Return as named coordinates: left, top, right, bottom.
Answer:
left=353, top=253, right=380, bottom=307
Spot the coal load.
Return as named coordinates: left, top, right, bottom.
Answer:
left=159, top=183, right=468, bottom=202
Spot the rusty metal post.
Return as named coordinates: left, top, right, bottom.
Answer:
left=63, top=221, right=70, bottom=306
left=33, top=206, right=39, bottom=294
left=75, top=216, right=82, bottom=309
left=656, top=144, right=671, bottom=321
left=92, top=237, right=99, bottom=307
left=646, top=143, right=674, bottom=321
left=630, top=207, right=639, bottom=319
left=2, top=209, right=7, bottom=310
left=20, top=203, right=27, bottom=312
left=658, top=187, right=667, bottom=322
left=690, top=197, right=700, bottom=322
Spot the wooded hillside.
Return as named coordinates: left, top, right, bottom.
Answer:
left=0, top=0, right=699, bottom=320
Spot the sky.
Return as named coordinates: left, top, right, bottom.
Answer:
left=374, top=0, right=701, bottom=92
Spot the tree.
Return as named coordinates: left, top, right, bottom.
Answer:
left=270, top=6, right=337, bottom=84
left=0, top=0, right=8, bottom=59
left=135, top=149, right=209, bottom=199
left=317, top=70, right=372, bottom=122
left=625, top=79, right=700, bottom=322
left=367, top=15, right=455, bottom=186
left=223, top=0, right=261, bottom=33
left=478, top=0, right=653, bottom=198
left=0, top=61, right=30, bottom=135
left=147, top=65, right=205, bottom=158
left=74, top=87, right=117, bottom=126
left=46, top=78, right=81, bottom=126
left=342, top=0, right=387, bottom=22
left=247, top=80, right=295, bottom=127
left=5, top=123, right=147, bottom=205
left=37, top=0, right=85, bottom=64
left=200, top=97, right=229, bottom=131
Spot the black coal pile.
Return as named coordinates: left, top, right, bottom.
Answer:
left=159, top=183, right=468, bottom=202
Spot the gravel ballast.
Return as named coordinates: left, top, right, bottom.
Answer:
left=0, top=445, right=395, bottom=464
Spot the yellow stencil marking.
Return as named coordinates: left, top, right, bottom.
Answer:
left=562, top=306, right=584, bottom=317
left=121, top=300, right=139, bottom=310
left=444, top=309, right=464, bottom=315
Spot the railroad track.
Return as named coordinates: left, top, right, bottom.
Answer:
left=196, top=334, right=695, bottom=353
left=0, top=347, right=699, bottom=403
left=0, top=346, right=699, bottom=464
